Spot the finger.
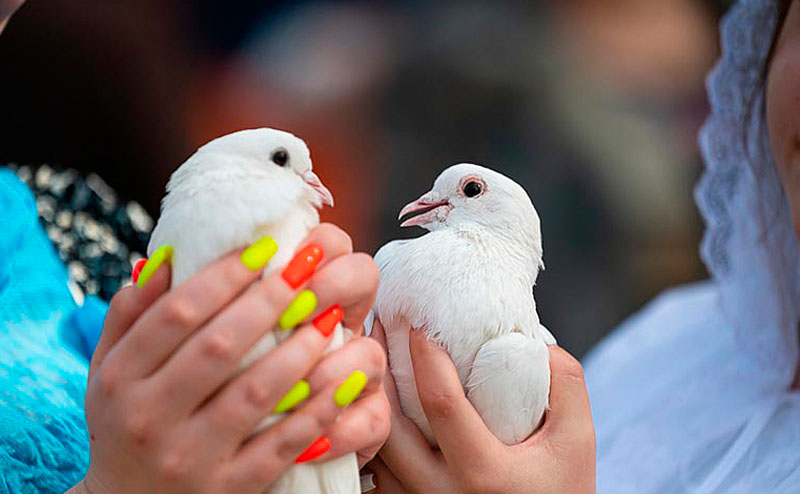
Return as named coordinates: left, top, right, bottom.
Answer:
left=108, top=245, right=267, bottom=378
left=408, top=329, right=501, bottom=472
left=365, top=458, right=407, bottom=494
left=152, top=246, right=358, bottom=412
left=88, top=264, right=170, bottom=381
left=307, top=252, right=379, bottom=334
left=323, top=389, right=391, bottom=466
left=369, top=320, right=402, bottom=410
left=113, top=224, right=352, bottom=380
left=191, top=321, right=333, bottom=443
left=536, top=346, right=594, bottom=441
left=369, top=321, right=439, bottom=485
left=304, top=337, right=386, bottom=399
left=225, top=383, right=346, bottom=492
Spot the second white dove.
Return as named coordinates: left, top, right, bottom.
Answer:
left=373, top=163, right=555, bottom=445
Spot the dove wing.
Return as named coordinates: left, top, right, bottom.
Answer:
left=466, top=332, right=550, bottom=445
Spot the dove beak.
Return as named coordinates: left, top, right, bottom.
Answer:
left=398, top=193, right=450, bottom=228
left=302, top=170, right=334, bottom=207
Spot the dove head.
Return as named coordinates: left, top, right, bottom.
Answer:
left=176, top=127, right=333, bottom=208
left=399, top=163, right=543, bottom=265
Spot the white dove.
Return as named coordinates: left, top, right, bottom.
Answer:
left=147, top=128, right=360, bottom=494
left=373, top=163, right=556, bottom=445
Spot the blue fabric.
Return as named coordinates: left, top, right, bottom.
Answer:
left=0, top=168, right=107, bottom=493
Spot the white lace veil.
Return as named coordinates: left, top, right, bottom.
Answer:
left=696, top=0, right=799, bottom=385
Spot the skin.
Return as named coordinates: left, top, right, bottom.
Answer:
left=366, top=320, right=596, bottom=494
left=767, top=0, right=800, bottom=388
left=0, top=0, right=24, bottom=34
left=67, top=224, right=391, bottom=493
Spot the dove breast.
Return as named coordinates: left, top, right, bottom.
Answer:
left=374, top=225, right=544, bottom=442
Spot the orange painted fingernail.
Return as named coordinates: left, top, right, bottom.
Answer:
left=295, top=436, right=331, bottom=463
left=131, top=258, right=147, bottom=283
left=313, top=305, right=343, bottom=337
left=282, top=243, right=324, bottom=289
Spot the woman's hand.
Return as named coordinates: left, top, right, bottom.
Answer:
left=70, top=224, right=390, bottom=494
left=365, top=320, right=595, bottom=494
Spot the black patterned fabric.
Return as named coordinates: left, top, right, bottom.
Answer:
left=10, top=164, right=153, bottom=301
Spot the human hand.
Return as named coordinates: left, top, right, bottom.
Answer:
left=70, top=224, right=390, bottom=494
left=364, top=320, right=595, bottom=494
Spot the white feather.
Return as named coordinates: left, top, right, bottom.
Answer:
left=374, top=163, right=552, bottom=445
left=148, top=128, right=358, bottom=494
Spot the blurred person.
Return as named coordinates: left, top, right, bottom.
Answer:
left=586, top=0, right=800, bottom=491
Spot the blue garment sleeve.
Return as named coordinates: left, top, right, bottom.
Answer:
left=0, top=168, right=107, bottom=493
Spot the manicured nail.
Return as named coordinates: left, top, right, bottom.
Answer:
left=137, top=245, right=173, bottom=288
left=282, top=243, right=324, bottom=289
left=279, top=290, right=318, bottom=330
left=295, top=436, right=330, bottom=463
left=131, top=258, right=147, bottom=283
left=274, top=380, right=310, bottom=414
left=334, top=370, right=368, bottom=407
left=313, top=305, right=343, bottom=337
left=241, top=236, right=278, bottom=271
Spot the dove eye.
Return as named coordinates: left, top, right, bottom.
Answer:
left=463, top=180, right=483, bottom=198
left=271, top=149, right=289, bottom=167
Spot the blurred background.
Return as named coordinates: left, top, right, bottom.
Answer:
left=0, top=0, right=733, bottom=357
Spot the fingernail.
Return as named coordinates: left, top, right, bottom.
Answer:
left=279, top=290, right=318, bottom=330
left=241, top=236, right=278, bottom=271
left=131, top=258, right=147, bottom=283
left=360, top=473, right=376, bottom=492
left=334, top=370, right=368, bottom=407
left=295, top=436, right=331, bottom=463
left=137, top=245, right=173, bottom=288
left=313, top=305, right=343, bottom=337
left=274, top=380, right=310, bottom=414
left=281, top=243, right=324, bottom=289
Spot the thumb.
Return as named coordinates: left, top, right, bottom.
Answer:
left=542, top=346, right=594, bottom=441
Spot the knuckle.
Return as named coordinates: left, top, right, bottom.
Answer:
left=162, top=298, right=197, bottom=327
left=122, top=412, right=153, bottom=446
left=362, top=338, right=387, bottom=373
left=368, top=399, right=391, bottom=443
left=157, top=450, right=189, bottom=481
left=551, top=347, right=585, bottom=382
left=242, top=378, right=273, bottom=409
left=322, top=267, right=352, bottom=297
left=562, top=359, right=586, bottom=382
left=199, top=333, right=236, bottom=363
left=95, top=365, right=120, bottom=396
left=318, top=223, right=353, bottom=255
left=304, top=409, right=331, bottom=436
left=421, top=391, right=457, bottom=420
left=352, top=253, right=380, bottom=286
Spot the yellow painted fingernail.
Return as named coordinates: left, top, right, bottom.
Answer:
left=274, top=380, right=311, bottom=414
left=137, top=245, right=173, bottom=288
left=241, top=236, right=278, bottom=271
left=279, top=290, right=317, bottom=330
left=334, top=370, right=367, bottom=407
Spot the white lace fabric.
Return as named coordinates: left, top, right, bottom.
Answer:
left=585, top=1, right=800, bottom=492
left=696, top=0, right=799, bottom=385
